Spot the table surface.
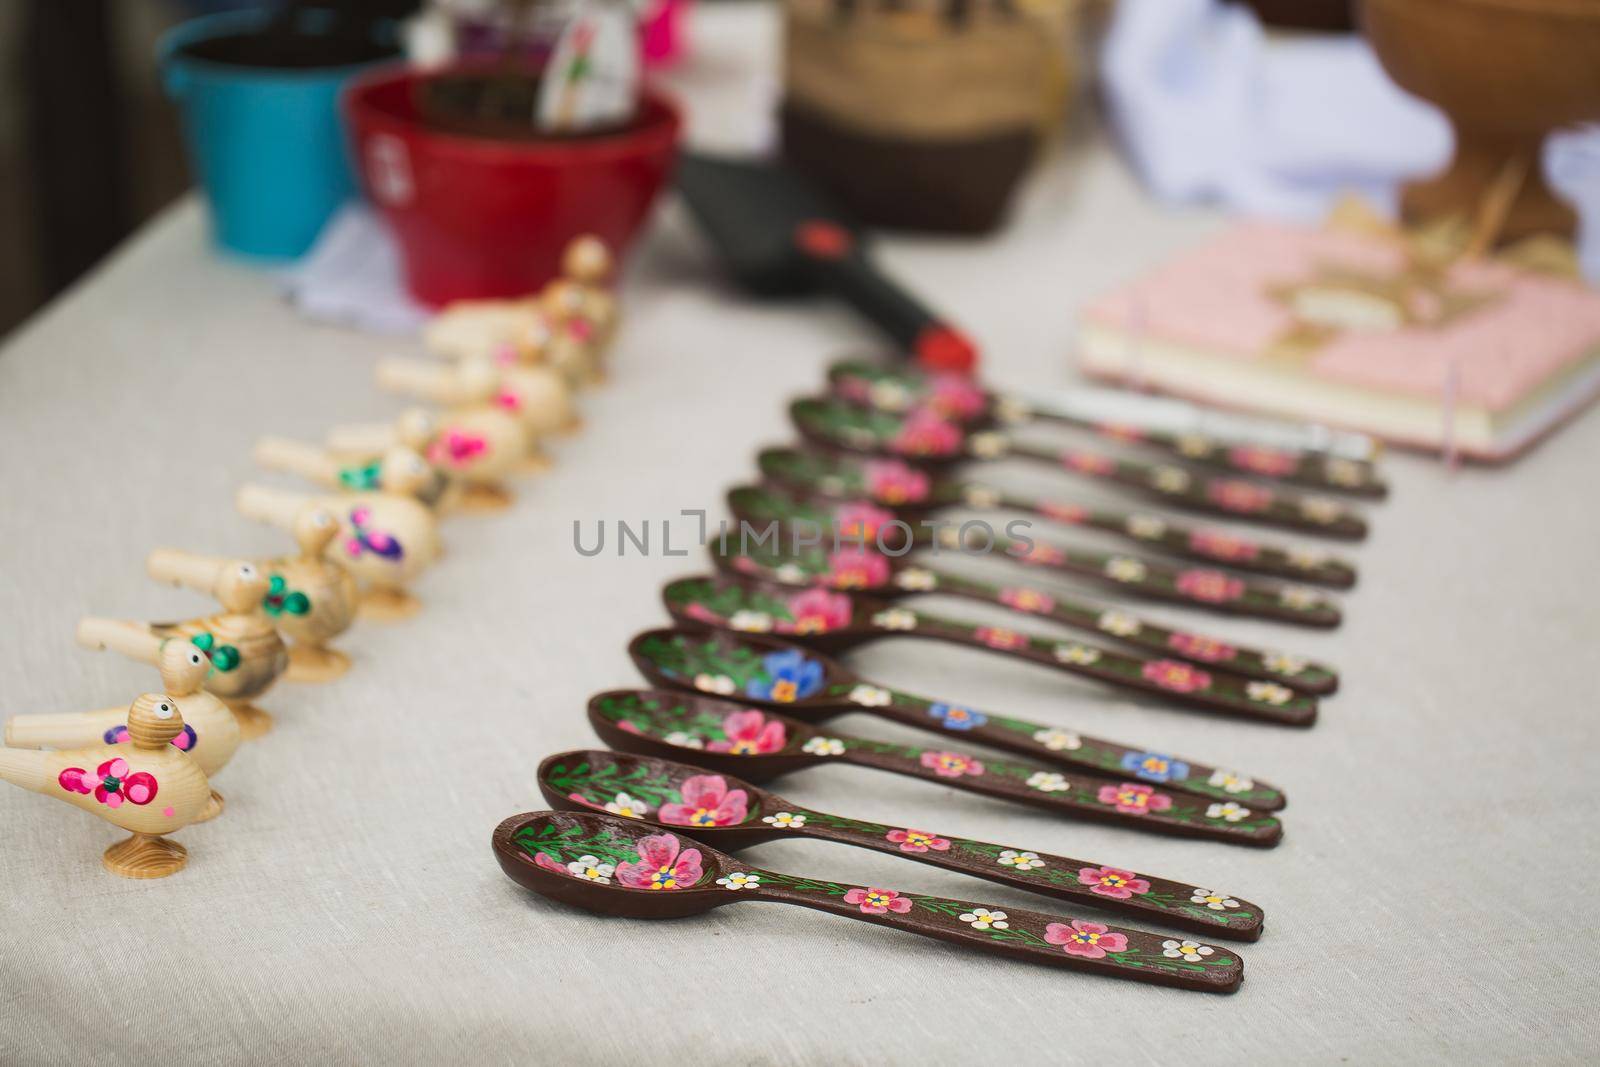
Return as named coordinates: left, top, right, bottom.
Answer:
left=3, top=9, right=1598, bottom=1066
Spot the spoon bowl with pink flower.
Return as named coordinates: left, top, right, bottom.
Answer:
left=494, top=810, right=1245, bottom=992
left=825, top=357, right=1388, bottom=498
left=758, top=446, right=1358, bottom=590
left=729, top=482, right=1344, bottom=630
left=663, top=572, right=1318, bottom=727
left=538, top=748, right=1265, bottom=940
left=588, top=689, right=1283, bottom=847
left=790, top=396, right=1369, bottom=540
left=711, top=510, right=1337, bottom=691
left=628, top=627, right=1287, bottom=811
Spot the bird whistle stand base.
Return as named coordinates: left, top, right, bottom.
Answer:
left=359, top=587, right=422, bottom=622
left=224, top=699, right=273, bottom=740
left=103, top=832, right=189, bottom=879
left=286, top=643, right=352, bottom=684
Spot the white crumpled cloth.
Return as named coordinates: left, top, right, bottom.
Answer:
left=1101, top=0, right=1600, bottom=280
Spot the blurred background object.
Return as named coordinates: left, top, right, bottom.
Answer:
left=779, top=0, right=1078, bottom=234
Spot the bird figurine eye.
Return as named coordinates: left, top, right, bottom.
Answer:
left=311, top=511, right=334, bottom=528
left=188, top=651, right=204, bottom=666
left=154, top=701, right=175, bottom=720
left=238, top=564, right=258, bottom=580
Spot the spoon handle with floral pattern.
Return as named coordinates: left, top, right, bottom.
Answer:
left=861, top=607, right=1316, bottom=725
left=767, top=804, right=1264, bottom=939
left=991, top=486, right=1359, bottom=587
left=826, top=358, right=1384, bottom=498
left=740, top=870, right=1245, bottom=992
left=993, top=439, right=1368, bottom=540
left=981, top=529, right=1342, bottom=627
left=834, top=686, right=1285, bottom=810
left=916, top=568, right=1336, bottom=693
left=827, top=740, right=1282, bottom=846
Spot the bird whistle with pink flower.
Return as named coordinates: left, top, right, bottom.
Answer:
left=757, top=447, right=1359, bottom=589
left=791, top=395, right=1369, bottom=541
left=538, top=750, right=1264, bottom=939
left=826, top=358, right=1387, bottom=499
left=589, top=690, right=1283, bottom=846
left=495, top=811, right=1244, bottom=992
left=711, top=528, right=1338, bottom=688
left=663, top=574, right=1319, bottom=725
left=0, top=692, right=213, bottom=879
left=629, top=628, right=1289, bottom=811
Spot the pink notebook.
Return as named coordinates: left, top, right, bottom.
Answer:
left=1078, top=221, right=1600, bottom=461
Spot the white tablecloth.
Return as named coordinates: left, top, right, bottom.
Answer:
left=2, top=8, right=1597, bottom=1064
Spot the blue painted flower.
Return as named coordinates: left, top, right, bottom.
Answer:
left=927, top=703, right=988, bottom=731
left=1121, top=751, right=1189, bottom=783
left=746, top=650, right=825, bottom=703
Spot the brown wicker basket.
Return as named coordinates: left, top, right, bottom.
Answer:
left=781, top=0, right=1075, bottom=234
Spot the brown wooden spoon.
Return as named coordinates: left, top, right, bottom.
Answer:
left=791, top=396, right=1369, bottom=540
left=628, top=627, right=1287, bottom=811
left=729, top=482, right=1344, bottom=629
left=759, top=446, right=1358, bottom=588
left=495, top=810, right=1245, bottom=992
left=826, top=356, right=1388, bottom=498
left=538, top=749, right=1265, bottom=940
left=663, top=573, right=1318, bottom=727
left=589, top=689, right=1284, bottom=847
left=710, top=515, right=1338, bottom=692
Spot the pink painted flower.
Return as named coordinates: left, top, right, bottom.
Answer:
left=920, top=751, right=985, bottom=778
left=1061, top=450, right=1116, bottom=477
left=58, top=758, right=158, bottom=809
left=1045, top=919, right=1129, bottom=958
left=615, top=719, right=641, bottom=734
left=835, top=502, right=898, bottom=545
left=1077, top=866, right=1151, bottom=899
left=1039, top=501, right=1088, bottom=525
left=708, top=710, right=787, bottom=755
left=1228, top=445, right=1297, bottom=477
left=826, top=548, right=891, bottom=589
left=892, top=410, right=963, bottom=458
left=1188, top=529, right=1260, bottom=562
left=843, top=886, right=914, bottom=914
left=1174, top=568, right=1246, bottom=604
left=926, top=374, right=987, bottom=420
left=865, top=460, right=930, bottom=505
left=999, top=587, right=1055, bottom=614
left=659, top=775, right=750, bottom=828
left=427, top=428, right=489, bottom=468
left=1096, top=782, right=1175, bottom=816
left=778, top=587, right=852, bottom=635
left=532, top=852, right=568, bottom=876
left=615, top=833, right=704, bottom=891
left=975, top=626, right=1028, bottom=650
left=495, top=389, right=522, bottom=413
left=1141, top=659, right=1213, bottom=693
left=682, top=602, right=720, bottom=624
left=1009, top=541, right=1066, bottom=567
left=1206, top=478, right=1274, bottom=514
left=834, top=374, right=873, bottom=403
left=731, top=555, right=763, bottom=576
left=1097, top=422, right=1146, bottom=443
left=1167, top=632, right=1237, bottom=663
left=885, top=828, right=951, bottom=854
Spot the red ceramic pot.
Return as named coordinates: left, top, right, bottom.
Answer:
left=344, top=64, right=680, bottom=306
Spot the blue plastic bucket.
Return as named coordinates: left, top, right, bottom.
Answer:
left=159, top=10, right=399, bottom=261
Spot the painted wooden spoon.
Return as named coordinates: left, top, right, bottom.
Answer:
left=710, top=516, right=1338, bottom=691
left=538, top=749, right=1265, bottom=940
left=827, top=357, right=1388, bottom=498
left=628, top=627, right=1287, bottom=811
left=664, top=573, right=1318, bottom=726
left=792, top=396, right=1368, bottom=540
left=728, top=483, right=1343, bottom=627
left=589, top=689, right=1284, bottom=847
left=495, top=810, right=1245, bottom=992
left=759, top=446, right=1358, bottom=589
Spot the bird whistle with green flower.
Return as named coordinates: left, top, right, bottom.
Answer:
left=496, top=811, right=1246, bottom=990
